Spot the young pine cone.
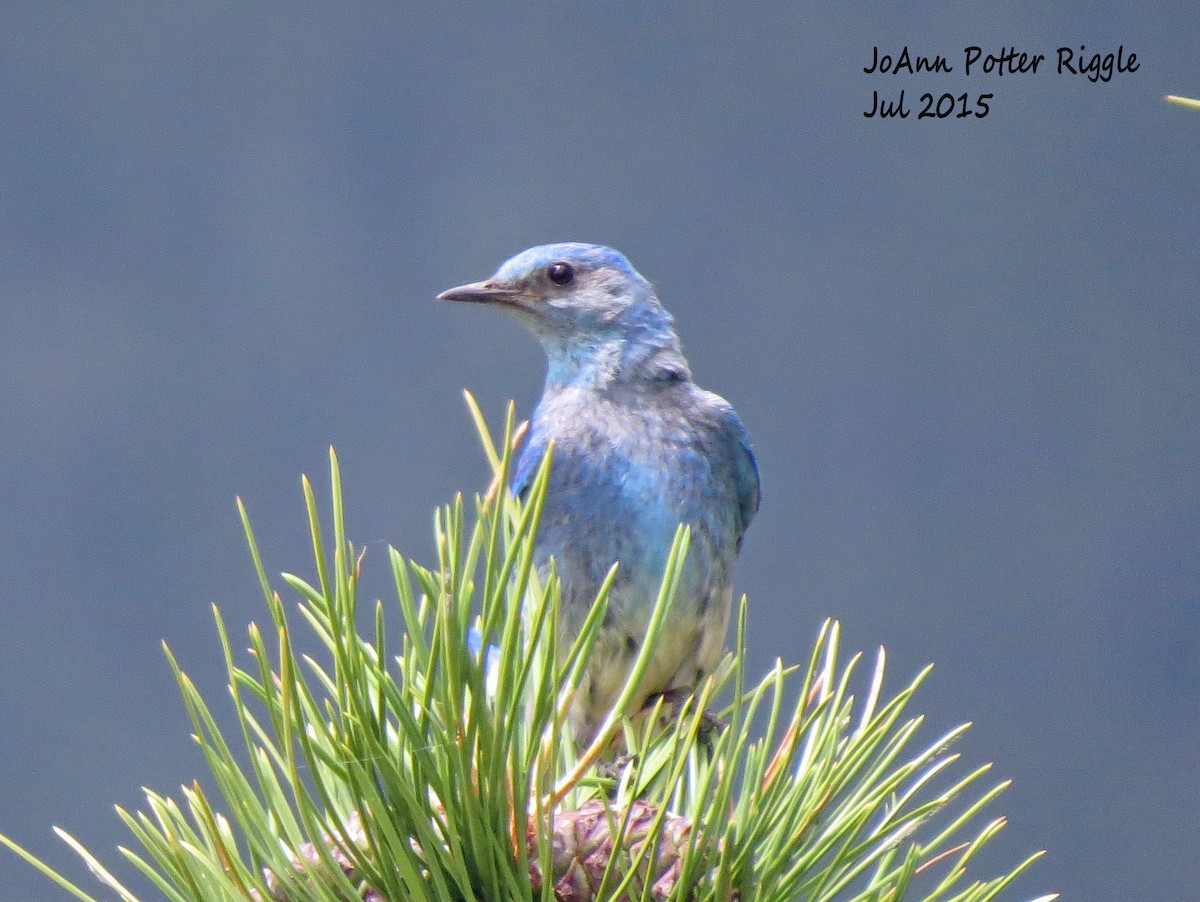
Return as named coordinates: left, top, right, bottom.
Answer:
left=259, top=799, right=698, bottom=902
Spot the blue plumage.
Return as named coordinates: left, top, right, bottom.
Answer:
left=440, top=243, right=759, bottom=742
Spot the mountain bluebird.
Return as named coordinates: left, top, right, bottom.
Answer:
left=439, top=243, right=759, bottom=743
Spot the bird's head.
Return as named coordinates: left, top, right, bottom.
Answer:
left=439, top=243, right=688, bottom=387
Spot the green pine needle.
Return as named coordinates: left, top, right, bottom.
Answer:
left=0, top=395, right=1055, bottom=901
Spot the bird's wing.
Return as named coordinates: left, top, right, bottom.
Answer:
left=510, top=428, right=550, bottom=501
left=711, top=401, right=760, bottom=545
left=730, top=413, right=761, bottom=537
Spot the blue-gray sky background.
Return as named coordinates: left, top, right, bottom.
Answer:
left=2, top=4, right=1197, bottom=899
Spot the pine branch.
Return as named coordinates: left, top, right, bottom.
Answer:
left=0, top=396, right=1056, bottom=902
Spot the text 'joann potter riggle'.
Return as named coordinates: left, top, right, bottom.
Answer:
left=865, top=45, right=1139, bottom=83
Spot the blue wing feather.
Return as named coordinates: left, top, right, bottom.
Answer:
left=721, top=407, right=761, bottom=547
left=510, top=426, right=549, bottom=500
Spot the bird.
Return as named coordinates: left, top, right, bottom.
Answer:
left=439, top=243, right=759, bottom=744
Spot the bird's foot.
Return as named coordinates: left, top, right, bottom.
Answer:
left=645, top=687, right=728, bottom=742
left=595, top=753, right=636, bottom=781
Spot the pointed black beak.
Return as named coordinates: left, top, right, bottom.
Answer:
left=436, top=280, right=523, bottom=305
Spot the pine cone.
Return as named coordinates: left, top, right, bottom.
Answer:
left=529, top=799, right=692, bottom=901
left=259, top=800, right=696, bottom=902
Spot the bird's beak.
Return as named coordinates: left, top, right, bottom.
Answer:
left=436, top=280, right=523, bottom=305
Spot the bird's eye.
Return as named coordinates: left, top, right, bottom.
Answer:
left=546, top=261, right=575, bottom=286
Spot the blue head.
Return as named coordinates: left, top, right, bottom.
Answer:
left=438, top=243, right=688, bottom=387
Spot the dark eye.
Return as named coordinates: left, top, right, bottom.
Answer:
left=546, top=261, right=575, bottom=285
